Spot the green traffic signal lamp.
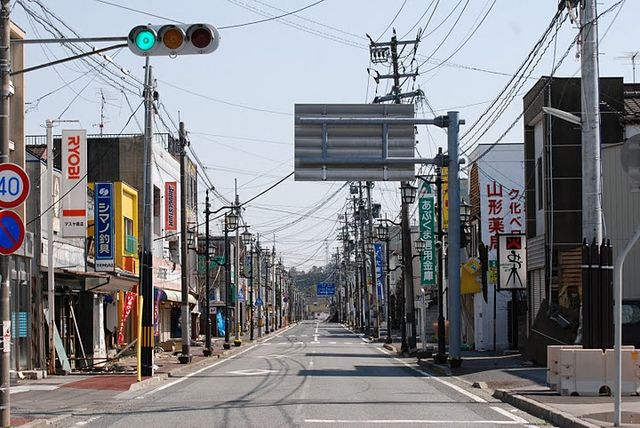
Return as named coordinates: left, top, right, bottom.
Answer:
left=134, top=28, right=157, bottom=52
left=127, top=24, right=220, bottom=57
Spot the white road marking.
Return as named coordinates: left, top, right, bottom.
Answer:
left=227, top=369, right=278, bottom=376
left=300, top=334, right=308, bottom=337
left=328, top=341, right=336, bottom=344
left=376, top=347, right=486, bottom=403
left=304, top=419, right=519, bottom=425
left=313, top=334, right=319, bottom=342
left=344, top=342, right=352, bottom=345
left=76, top=416, right=101, bottom=426
left=294, top=341, right=305, bottom=344
left=10, top=384, right=60, bottom=394
left=315, top=323, right=319, bottom=334
left=490, top=406, right=528, bottom=424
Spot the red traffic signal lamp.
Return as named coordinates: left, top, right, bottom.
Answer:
left=128, top=24, right=220, bottom=57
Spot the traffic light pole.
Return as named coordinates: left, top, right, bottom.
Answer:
left=140, top=56, right=154, bottom=376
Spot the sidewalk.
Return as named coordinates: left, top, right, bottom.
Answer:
left=382, top=337, right=640, bottom=428
left=9, top=324, right=294, bottom=427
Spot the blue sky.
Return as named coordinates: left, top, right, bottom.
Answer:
left=11, top=0, right=637, bottom=270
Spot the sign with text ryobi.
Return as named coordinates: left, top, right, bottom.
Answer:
left=61, top=130, right=87, bottom=238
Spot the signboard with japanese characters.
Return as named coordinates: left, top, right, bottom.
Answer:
left=374, top=242, right=385, bottom=299
left=479, top=178, right=524, bottom=285
left=61, top=129, right=87, bottom=237
left=165, top=181, right=177, bottom=231
left=418, top=182, right=436, bottom=287
left=441, top=167, right=449, bottom=230
left=94, top=182, right=114, bottom=271
left=497, top=233, right=527, bottom=290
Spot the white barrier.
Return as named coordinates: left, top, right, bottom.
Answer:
left=547, top=345, right=582, bottom=389
left=554, top=346, right=637, bottom=396
left=605, top=348, right=640, bottom=395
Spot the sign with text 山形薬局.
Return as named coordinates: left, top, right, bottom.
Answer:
left=61, top=130, right=87, bottom=237
left=419, top=183, right=436, bottom=287
left=94, top=182, right=114, bottom=272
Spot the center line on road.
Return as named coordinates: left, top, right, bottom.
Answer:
left=304, top=419, right=520, bottom=425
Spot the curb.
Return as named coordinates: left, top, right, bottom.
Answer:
left=493, top=389, right=600, bottom=428
left=416, top=358, right=452, bottom=376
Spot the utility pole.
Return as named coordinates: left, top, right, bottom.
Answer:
left=368, top=29, right=421, bottom=350
left=233, top=186, right=242, bottom=346
left=203, top=190, right=212, bottom=356
left=358, top=182, right=370, bottom=335
left=580, top=0, right=602, bottom=245
left=0, top=1, right=10, bottom=424
left=179, top=121, right=192, bottom=363
left=140, top=56, right=154, bottom=376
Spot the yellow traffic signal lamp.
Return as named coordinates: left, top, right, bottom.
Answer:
left=128, top=24, right=220, bottom=56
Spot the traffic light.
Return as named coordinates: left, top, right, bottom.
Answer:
left=127, top=24, right=220, bottom=57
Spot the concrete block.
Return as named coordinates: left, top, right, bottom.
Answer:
left=604, top=348, right=640, bottom=395
left=547, top=344, right=581, bottom=390
left=559, top=348, right=606, bottom=396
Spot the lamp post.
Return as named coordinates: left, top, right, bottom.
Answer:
left=223, top=211, right=238, bottom=350
left=400, top=181, right=418, bottom=352
left=241, top=227, right=254, bottom=341
left=376, top=221, right=392, bottom=344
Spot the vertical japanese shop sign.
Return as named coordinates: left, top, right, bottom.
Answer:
left=480, top=179, right=524, bottom=285
left=165, top=182, right=177, bottom=231
left=441, top=167, right=449, bottom=230
left=94, top=182, right=114, bottom=271
left=374, top=242, right=384, bottom=300
left=61, top=130, right=87, bottom=237
left=419, top=183, right=436, bottom=287
left=497, top=234, right=527, bottom=290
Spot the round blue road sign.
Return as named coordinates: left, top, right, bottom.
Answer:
left=0, top=210, right=25, bottom=255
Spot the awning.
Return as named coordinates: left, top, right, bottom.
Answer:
left=155, top=288, right=197, bottom=304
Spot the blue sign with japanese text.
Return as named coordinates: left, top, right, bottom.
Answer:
left=316, top=282, right=336, bottom=296
left=374, top=242, right=384, bottom=300
left=95, top=182, right=114, bottom=271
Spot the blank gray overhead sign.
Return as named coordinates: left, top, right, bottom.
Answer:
left=294, top=104, right=416, bottom=181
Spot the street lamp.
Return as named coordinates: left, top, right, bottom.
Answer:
left=401, top=181, right=417, bottom=205
left=375, top=221, right=393, bottom=344
left=223, top=210, right=238, bottom=350
left=241, top=227, right=254, bottom=341
left=400, top=181, right=418, bottom=352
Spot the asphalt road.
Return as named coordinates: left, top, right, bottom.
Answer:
left=60, top=321, right=544, bottom=427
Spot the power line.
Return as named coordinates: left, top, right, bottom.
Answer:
left=220, top=0, right=327, bottom=30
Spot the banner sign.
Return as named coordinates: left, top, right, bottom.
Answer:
left=165, top=182, right=177, bottom=231
left=94, top=182, right=114, bottom=271
left=441, top=167, right=449, bottom=231
left=61, top=130, right=87, bottom=237
left=374, top=242, right=384, bottom=300
left=117, top=291, right=137, bottom=345
left=497, top=233, right=527, bottom=290
left=418, top=183, right=436, bottom=287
